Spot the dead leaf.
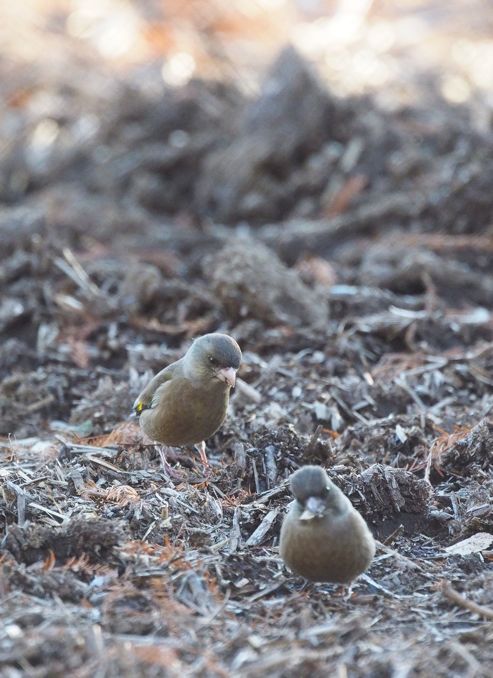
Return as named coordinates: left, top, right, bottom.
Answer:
left=86, top=422, right=144, bottom=447
left=106, top=485, right=140, bottom=506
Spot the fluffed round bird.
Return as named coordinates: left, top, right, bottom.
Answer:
left=133, top=333, right=241, bottom=466
left=280, top=465, right=375, bottom=584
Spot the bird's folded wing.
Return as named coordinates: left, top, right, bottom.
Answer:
left=133, top=363, right=177, bottom=413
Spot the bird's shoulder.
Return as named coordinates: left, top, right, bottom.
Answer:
left=155, top=358, right=184, bottom=382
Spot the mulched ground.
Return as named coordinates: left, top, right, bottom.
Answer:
left=1, top=13, right=493, bottom=677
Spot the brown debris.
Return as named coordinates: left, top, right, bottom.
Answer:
left=197, top=46, right=343, bottom=223
left=440, top=580, right=493, bottom=621
left=440, top=419, right=493, bottom=473
left=209, top=238, right=329, bottom=330
left=3, top=519, right=122, bottom=566
left=349, top=464, right=433, bottom=522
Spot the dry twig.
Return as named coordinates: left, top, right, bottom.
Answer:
left=439, top=581, right=493, bottom=620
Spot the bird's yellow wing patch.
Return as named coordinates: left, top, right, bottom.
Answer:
left=134, top=401, right=144, bottom=414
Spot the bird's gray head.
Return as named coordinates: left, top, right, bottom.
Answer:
left=185, top=333, right=242, bottom=387
left=290, top=465, right=345, bottom=521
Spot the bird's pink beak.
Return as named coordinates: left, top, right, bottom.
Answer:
left=299, top=496, right=326, bottom=521
left=217, top=366, right=237, bottom=388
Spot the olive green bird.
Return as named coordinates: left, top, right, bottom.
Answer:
left=280, top=466, right=375, bottom=584
left=133, top=333, right=242, bottom=466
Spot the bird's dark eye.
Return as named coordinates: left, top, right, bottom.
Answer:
left=209, top=356, right=219, bottom=366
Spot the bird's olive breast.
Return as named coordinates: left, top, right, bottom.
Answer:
left=140, top=377, right=230, bottom=446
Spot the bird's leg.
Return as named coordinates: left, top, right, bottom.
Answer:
left=196, top=440, right=209, bottom=468
left=158, top=446, right=173, bottom=474
left=158, top=445, right=184, bottom=480
left=342, top=581, right=354, bottom=600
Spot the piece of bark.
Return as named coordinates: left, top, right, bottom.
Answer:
left=208, top=238, right=328, bottom=330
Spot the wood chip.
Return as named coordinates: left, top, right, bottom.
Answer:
left=245, top=508, right=279, bottom=547
left=444, top=533, right=493, bottom=556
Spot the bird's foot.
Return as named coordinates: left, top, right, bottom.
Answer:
left=157, top=446, right=186, bottom=480
left=331, top=582, right=354, bottom=600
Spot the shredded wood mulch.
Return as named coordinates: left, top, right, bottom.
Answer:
left=1, top=9, right=493, bottom=678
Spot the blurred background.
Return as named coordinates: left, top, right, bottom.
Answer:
left=3, top=0, right=493, bottom=105
left=2, top=0, right=493, bottom=228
